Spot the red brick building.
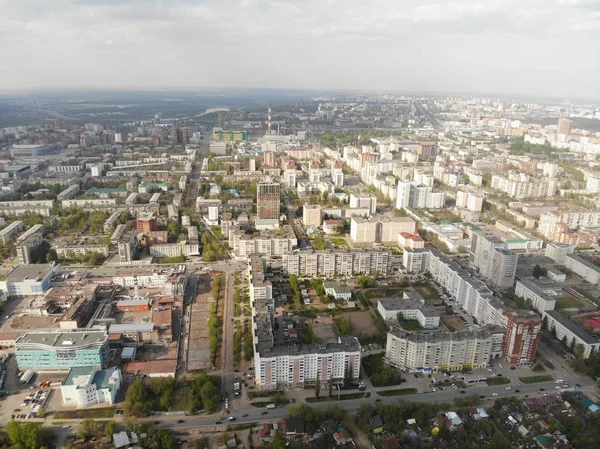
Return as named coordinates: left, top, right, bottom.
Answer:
left=503, top=311, right=542, bottom=364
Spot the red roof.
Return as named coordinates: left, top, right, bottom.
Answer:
left=584, top=317, right=600, bottom=329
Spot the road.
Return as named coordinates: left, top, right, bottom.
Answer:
left=220, top=272, right=235, bottom=398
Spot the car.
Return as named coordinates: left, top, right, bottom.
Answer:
left=497, top=374, right=503, bottom=377
left=510, top=366, right=516, bottom=370
left=515, top=389, right=520, bottom=393
left=62, top=425, right=70, bottom=429
left=479, top=395, right=485, bottom=399
left=460, top=390, right=466, bottom=394
left=229, top=417, right=236, bottom=421
left=544, top=392, right=549, bottom=396
left=539, top=388, right=545, bottom=391
left=153, top=421, right=161, bottom=425
left=242, top=414, right=248, bottom=417
left=13, top=409, right=21, bottom=412
left=555, top=386, right=561, bottom=389
left=575, top=383, right=581, bottom=388
left=177, top=420, right=185, bottom=423
left=505, top=387, right=511, bottom=390
left=261, top=411, right=268, bottom=415
left=215, top=421, right=222, bottom=424
left=492, top=393, right=498, bottom=397
left=555, top=379, right=564, bottom=384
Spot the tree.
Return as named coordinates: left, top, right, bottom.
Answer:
left=79, top=419, right=96, bottom=439
left=314, top=373, right=321, bottom=399
left=533, top=264, right=543, bottom=279
left=119, top=210, right=132, bottom=224
left=397, top=312, right=404, bottom=324
left=124, top=378, right=152, bottom=417
left=200, top=382, right=220, bottom=412
left=6, top=422, right=53, bottom=449
left=45, top=250, right=57, bottom=263
left=328, top=377, right=333, bottom=397
left=105, top=421, right=116, bottom=437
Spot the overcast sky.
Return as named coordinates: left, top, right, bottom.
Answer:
left=1, top=0, right=598, bottom=99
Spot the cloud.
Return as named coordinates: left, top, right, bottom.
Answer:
left=0, top=0, right=597, bottom=99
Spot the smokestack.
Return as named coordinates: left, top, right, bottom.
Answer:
left=268, top=103, right=272, bottom=135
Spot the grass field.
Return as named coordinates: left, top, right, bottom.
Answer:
left=376, top=388, right=418, bottom=397
left=330, top=237, right=348, bottom=247
left=486, top=377, right=511, bottom=386
left=519, top=375, right=553, bottom=384
left=414, top=286, right=439, bottom=300
left=401, top=320, right=424, bottom=331
left=365, top=288, right=403, bottom=299
left=54, top=407, right=115, bottom=419
left=554, top=295, right=584, bottom=310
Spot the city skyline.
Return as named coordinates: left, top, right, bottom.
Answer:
left=0, top=0, right=598, bottom=99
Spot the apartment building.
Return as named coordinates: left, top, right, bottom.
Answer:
left=0, top=220, right=24, bottom=243
left=470, top=231, right=518, bottom=288
left=350, top=216, right=417, bottom=245
left=563, top=254, right=600, bottom=285
left=396, top=181, right=445, bottom=210
left=15, top=224, right=45, bottom=265
left=543, top=310, right=600, bottom=359
left=490, top=173, right=557, bottom=198
left=56, top=245, right=109, bottom=258
left=247, top=254, right=361, bottom=390
left=349, top=193, right=377, bottom=215
left=303, top=204, right=322, bottom=227
left=514, top=278, right=557, bottom=313
left=257, top=182, right=280, bottom=220
left=544, top=242, right=574, bottom=265
left=403, top=248, right=428, bottom=273
left=281, top=248, right=391, bottom=277
left=386, top=328, right=495, bottom=372
left=230, top=226, right=297, bottom=257
left=15, top=330, right=109, bottom=370
left=539, top=211, right=600, bottom=239
left=62, top=198, right=117, bottom=208
left=502, top=311, right=542, bottom=364
left=57, top=184, right=80, bottom=201
left=455, top=189, right=484, bottom=213
left=330, top=160, right=344, bottom=187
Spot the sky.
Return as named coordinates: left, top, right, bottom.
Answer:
left=0, top=0, right=599, bottom=99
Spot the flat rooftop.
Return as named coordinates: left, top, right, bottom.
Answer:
left=16, top=330, right=107, bottom=348
left=4, top=264, right=57, bottom=283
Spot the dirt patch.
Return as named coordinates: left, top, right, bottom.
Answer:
left=344, top=311, right=378, bottom=335
left=11, top=315, right=60, bottom=330
left=310, top=315, right=337, bottom=341
left=441, top=314, right=466, bottom=331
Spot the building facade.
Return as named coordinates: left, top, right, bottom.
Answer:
left=257, top=183, right=280, bottom=220
left=502, top=312, right=542, bottom=364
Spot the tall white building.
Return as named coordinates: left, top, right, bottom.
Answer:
left=303, top=204, right=322, bottom=227
left=396, top=181, right=445, bottom=210
left=470, top=232, right=518, bottom=288
left=350, top=216, right=417, bottom=245
left=349, top=193, right=377, bottom=215
left=386, top=328, right=501, bottom=372
left=282, top=248, right=391, bottom=277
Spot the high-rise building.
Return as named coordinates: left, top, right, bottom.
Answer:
left=257, top=183, right=280, bottom=220
left=349, top=193, right=377, bottom=215
left=331, top=160, right=344, bottom=187
left=263, top=151, right=276, bottom=167
left=396, top=181, right=445, bottom=210
left=470, top=232, right=518, bottom=288
left=502, top=311, right=541, bottom=364
left=557, top=118, right=572, bottom=136
left=136, top=216, right=158, bottom=234
left=350, top=216, right=417, bottom=245
left=309, top=160, right=320, bottom=183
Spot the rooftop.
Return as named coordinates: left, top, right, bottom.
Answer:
left=378, top=299, right=438, bottom=317
left=15, top=330, right=107, bottom=349
left=546, top=310, right=598, bottom=344
left=4, top=264, right=58, bottom=283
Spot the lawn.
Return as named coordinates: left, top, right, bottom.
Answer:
left=376, top=388, right=418, bottom=397
left=400, top=320, right=424, bottom=332
left=485, top=377, right=511, bottom=386
left=365, top=288, right=403, bottom=299
left=330, top=237, right=348, bottom=247
left=554, top=295, right=584, bottom=310
left=414, top=286, right=439, bottom=300
left=519, top=375, right=553, bottom=384
left=54, top=407, right=116, bottom=419
left=306, top=392, right=371, bottom=403
left=532, top=363, right=547, bottom=373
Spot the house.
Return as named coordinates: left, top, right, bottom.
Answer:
left=471, top=408, right=489, bottom=421
left=370, top=414, right=383, bottom=434
left=383, top=436, right=401, bottom=449
left=284, top=417, right=305, bottom=435
left=323, top=281, right=352, bottom=301
left=112, top=431, right=138, bottom=449
left=332, top=428, right=352, bottom=446
left=259, top=424, right=275, bottom=443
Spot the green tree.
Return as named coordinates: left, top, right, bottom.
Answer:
left=533, top=264, right=543, bottom=279
left=45, top=250, right=57, bottom=263
left=105, top=421, right=116, bottom=437
left=200, top=382, right=220, bottom=412
left=312, top=234, right=327, bottom=250
left=397, top=312, right=404, bottom=324
left=6, top=421, right=53, bottom=449
left=314, top=373, right=321, bottom=399
left=119, top=210, right=132, bottom=224
left=79, top=419, right=96, bottom=439
left=124, top=378, right=152, bottom=417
